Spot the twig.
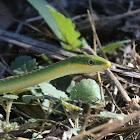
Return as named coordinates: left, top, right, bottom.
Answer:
left=0, top=28, right=76, bottom=60
left=13, top=19, right=83, bottom=53
left=103, top=85, right=122, bottom=112
left=103, top=8, right=140, bottom=21
left=0, top=36, right=64, bottom=60
left=87, top=10, right=107, bottom=59
left=71, top=111, right=140, bottom=140
left=26, top=16, right=42, bottom=22
left=82, top=45, right=96, bottom=55
left=124, top=127, right=140, bottom=140
left=81, top=105, right=91, bottom=132
left=92, top=111, right=140, bottom=140
left=87, top=10, right=107, bottom=105
left=0, top=56, right=15, bottom=75
left=105, top=69, right=140, bottom=108
left=78, top=8, right=140, bottom=31
left=71, top=14, right=87, bottom=21
left=106, top=69, right=131, bottom=103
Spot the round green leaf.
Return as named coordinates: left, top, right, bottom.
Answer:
left=70, top=79, right=101, bottom=104
left=11, top=55, right=37, bottom=74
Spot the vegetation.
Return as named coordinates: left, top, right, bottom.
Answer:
left=0, top=0, right=140, bottom=139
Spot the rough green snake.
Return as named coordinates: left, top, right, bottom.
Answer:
left=0, top=55, right=111, bottom=94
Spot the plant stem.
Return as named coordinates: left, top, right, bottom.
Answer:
left=6, top=100, right=13, bottom=126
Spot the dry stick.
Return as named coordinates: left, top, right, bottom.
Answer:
left=92, top=111, right=140, bottom=140
left=103, top=85, right=122, bottom=112
left=0, top=28, right=76, bottom=59
left=0, top=28, right=92, bottom=60
left=132, top=40, right=140, bottom=69
left=0, top=36, right=65, bottom=60
left=105, top=69, right=131, bottom=103
left=71, top=111, right=140, bottom=140
left=26, top=16, right=42, bottom=22
left=78, top=8, right=140, bottom=31
left=26, top=8, right=140, bottom=25
left=106, top=69, right=140, bottom=108
left=103, top=8, right=140, bottom=21
left=14, top=18, right=44, bottom=34
left=0, top=57, right=15, bottom=76
left=82, top=45, right=96, bottom=55
left=81, top=105, right=91, bottom=132
left=124, top=128, right=140, bottom=140
left=87, top=10, right=107, bottom=59
left=88, top=10, right=106, bottom=105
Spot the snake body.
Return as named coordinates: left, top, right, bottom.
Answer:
left=0, top=55, right=111, bottom=94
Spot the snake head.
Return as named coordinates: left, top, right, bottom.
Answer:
left=69, top=55, right=111, bottom=74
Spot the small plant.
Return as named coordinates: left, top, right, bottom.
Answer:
left=70, top=79, right=101, bottom=104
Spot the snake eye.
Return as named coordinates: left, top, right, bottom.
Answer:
left=88, top=59, right=95, bottom=66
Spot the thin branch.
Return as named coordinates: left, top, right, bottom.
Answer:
left=0, top=36, right=64, bottom=60
left=87, top=10, right=107, bottom=59
left=0, top=28, right=76, bottom=60
left=71, top=111, right=140, bottom=140
left=78, top=8, right=140, bottom=30
left=106, top=69, right=140, bottom=109
left=106, top=69, right=131, bottom=103
left=103, top=8, right=140, bottom=21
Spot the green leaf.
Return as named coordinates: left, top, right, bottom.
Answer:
left=42, top=99, right=50, bottom=110
left=28, top=118, right=38, bottom=123
left=99, top=40, right=131, bottom=53
left=11, top=55, right=37, bottom=74
left=70, top=79, right=101, bottom=104
left=27, top=0, right=81, bottom=51
left=2, top=94, right=18, bottom=100
left=40, top=54, right=52, bottom=64
left=32, top=132, right=43, bottom=139
left=22, top=85, right=44, bottom=104
left=80, top=37, right=88, bottom=47
left=9, top=122, right=19, bottom=129
left=38, top=82, right=68, bottom=99
left=47, top=6, right=81, bottom=51
left=27, top=0, right=61, bottom=39
left=29, top=86, right=43, bottom=97
left=99, top=111, right=127, bottom=119
left=72, top=128, right=81, bottom=136
left=22, top=95, right=43, bottom=104
left=62, top=101, right=83, bottom=111
left=66, top=80, right=76, bottom=93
